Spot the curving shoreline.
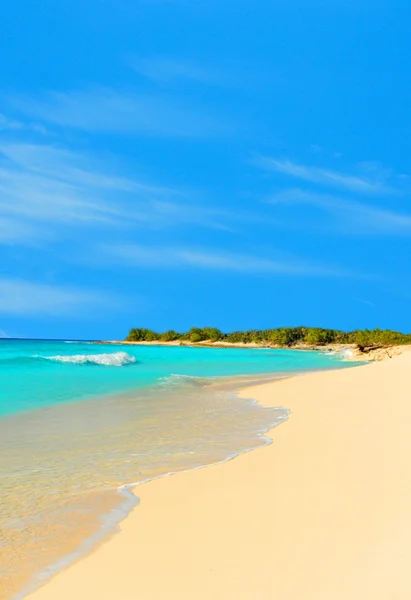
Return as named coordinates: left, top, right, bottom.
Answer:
left=96, top=339, right=411, bottom=362
left=25, top=352, right=411, bottom=600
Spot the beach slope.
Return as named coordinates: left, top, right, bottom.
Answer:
left=27, top=352, right=411, bottom=600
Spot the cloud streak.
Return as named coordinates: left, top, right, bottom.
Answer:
left=100, top=243, right=357, bottom=278
left=0, top=113, right=47, bottom=135
left=270, top=188, right=411, bottom=235
left=256, top=156, right=391, bottom=194
left=130, top=56, right=229, bottom=85
left=0, top=143, right=144, bottom=237
left=10, top=87, right=228, bottom=137
left=0, top=216, right=45, bottom=244
left=0, top=140, right=239, bottom=244
left=0, top=278, right=112, bottom=316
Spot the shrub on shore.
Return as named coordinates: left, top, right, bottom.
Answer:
left=303, top=328, right=335, bottom=346
left=201, top=327, right=224, bottom=341
left=125, top=326, right=411, bottom=347
left=265, top=328, right=305, bottom=346
left=126, top=328, right=160, bottom=342
left=160, top=330, right=181, bottom=341
left=187, top=327, right=207, bottom=343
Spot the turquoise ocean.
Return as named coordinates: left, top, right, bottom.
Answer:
left=0, top=340, right=355, bottom=600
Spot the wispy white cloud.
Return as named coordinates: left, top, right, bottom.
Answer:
left=100, top=243, right=357, bottom=278
left=255, top=156, right=391, bottom=194
left=10, top=87, right=228, bottom=137
left=0, top=142, right=176, bottom=201
left=269, top=188, right=411, bottom=234
left=0, top=278, right=113, bottom=316
left=354, top=297, right=377, bottom=308
left=0, top=143, right=141, bottom=233
left=130, top=56, right=229, bottom=85
left=0, top=140, right=236, bottom=244
left=0, top=114, right=47, bottom=135
left=0, top=329, right=10, bottom=338
left=0, top=216, right=46, bottom=244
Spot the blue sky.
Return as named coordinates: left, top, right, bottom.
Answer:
left=1, top=0, right=411, bottom=339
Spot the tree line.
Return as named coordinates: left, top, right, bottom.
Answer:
left=125, top=327, right=411, bottom=348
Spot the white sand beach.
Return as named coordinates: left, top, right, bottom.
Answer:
left=27, top=351, right=411, bottom=600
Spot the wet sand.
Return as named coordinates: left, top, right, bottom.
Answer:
left=1, top=376, right=285, bottom=600
left=27, top=351, right=411, bottom=599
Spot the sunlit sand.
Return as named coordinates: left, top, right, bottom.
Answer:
left=25, top=350, right=411, bottom=599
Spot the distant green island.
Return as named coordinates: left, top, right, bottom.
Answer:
left=126, top=327, right=411, bottom=348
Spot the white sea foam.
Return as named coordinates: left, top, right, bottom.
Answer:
left=44, top=352, right=136, bottom=367
left=337, top=348, right=355, bottom=361
left=159, top=373, right=207, bottom=385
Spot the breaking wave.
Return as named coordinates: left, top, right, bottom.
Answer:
left=43, top=352, right=137, bottom=367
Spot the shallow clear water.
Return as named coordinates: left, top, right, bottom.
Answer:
left=0, top=340, right=349, bottom=417
left=0, top=340, right=354, bottom=600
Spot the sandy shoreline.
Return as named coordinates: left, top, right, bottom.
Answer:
left=97, top=339, right=411, bottom=361
left=27, top=352, right=411, bottom=599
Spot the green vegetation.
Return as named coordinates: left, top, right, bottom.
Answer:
left=187, top=327, right=207, bottom=343
left=159, top=330, right=180, bottom=342
left=127, top=328, right=160, bottom=342
left=126, top=326, right=411, bottom=348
